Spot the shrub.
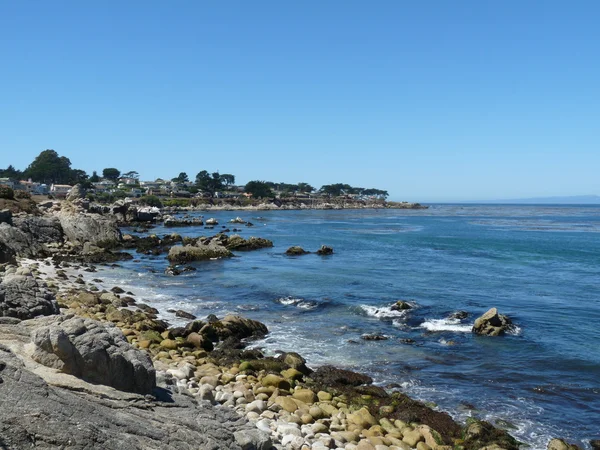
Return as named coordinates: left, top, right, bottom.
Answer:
left=14, top=190, right=31, bottom=199
left=162, top=198, right=191, bottom=207
left=0, top=186, right=15, bottom=200
left=140, top=195, right=163, bottom=208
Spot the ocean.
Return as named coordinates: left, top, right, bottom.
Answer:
left=90, top=204, right=600, bottom=449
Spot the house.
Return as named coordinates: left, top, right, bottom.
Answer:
left=130, top=188, right=143, bottom=198
left=0, top=178, right=15, bottom=189
left=50, top=184, right=73, bottom=198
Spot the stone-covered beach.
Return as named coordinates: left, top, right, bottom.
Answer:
left=0, top=195, right=592, bottom=450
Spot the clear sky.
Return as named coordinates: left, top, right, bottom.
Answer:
left=1, top=1, right=598, bottom=202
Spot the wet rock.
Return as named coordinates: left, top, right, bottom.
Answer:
left=285, top=246, right=309, bottom=256
left=472, top=308, right=514, bottom=336
left=310, top=365, right=372, bottom=387
left=361, top=334, right=388, bottom=341
left=206, top=218, right=219, bottom=225
left=175, top=310, right=197, bottom=320
left=31, top=315, right=155, bottom=394
left=391, top=300, right=412, bottom=311
left=316, top=245, right=334, bottom=255
left=548, top=438, right=582, bottom=450
left=449, top=310, right=469, bottom=320
left=167, top=239, right=233, bottom=263
left=223, top=234, right=274, bottom=251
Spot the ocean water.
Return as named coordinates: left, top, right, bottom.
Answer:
left=92, top=205, right=600, bottom=449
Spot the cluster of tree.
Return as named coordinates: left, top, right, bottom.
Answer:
left=263, top=182, right=315, bottom=194
left=0, top=150, right=88, bottom=185
left=194, top=171, right=235, bottom=195
left=319, top=183, right=388, bottom=199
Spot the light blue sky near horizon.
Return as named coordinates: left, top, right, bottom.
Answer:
left=0, top=1, right=598, bottom=202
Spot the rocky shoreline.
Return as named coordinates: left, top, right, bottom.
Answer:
left=0, top=197, right=590, bottom=450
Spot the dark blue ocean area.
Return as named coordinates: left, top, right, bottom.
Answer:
left=95, top=205, right=600, bottom=449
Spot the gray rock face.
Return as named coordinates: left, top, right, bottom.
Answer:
left=0, top=209, right=12, bottom=225
left=31, top=315, right=155, bottom=394
left=66, top=183, right=86, bottom=201
left=472, top=307, right=514, bottom=336
left=0, top=271, right=59, bottom=319
left=0, top=347, right=270, bottom=450
left=13, top=215, right=64, bottom=244
left=58, top=210, right=122, bottom=247
left=0, top=222, right=45, bottom=258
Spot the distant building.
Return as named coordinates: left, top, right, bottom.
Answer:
left=50, top=184, right=73, bottom=198
left=0, top=178, right=15, bottom=189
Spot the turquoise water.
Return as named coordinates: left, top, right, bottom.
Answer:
left=98, top=205, right=600, bottom=448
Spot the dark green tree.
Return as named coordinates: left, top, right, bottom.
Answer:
left=89, top=171, right=100, bottom=182
left=220, top=173, right=235, bottom=186
left=24, top=150, right=74, bottom=184
left=172, top=172, right=189, bottom=183
left=102, top=168, right=121, bottom=181
left=244, top=180, right=274, bottom=198
left=122, top=170, right=139, bottom=179
left=0, top=165, right=23, bottom=180
left=195, top=170, right=223, bottom=196
left=297, top=182, right=315, bottom=193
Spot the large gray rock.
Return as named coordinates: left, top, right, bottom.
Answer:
left=472, top=307, right=514, bottom=336
left=31, top=315, right=155, bottom=394
left=13, top=215, right=64, bottom=244
left=167, top=239, right=233, bottom=263
left=66, top=183, right=86, bottom=202
left=0, top=222, right=45, bottom=258
left=0, top=271, right=59, bottom=319
left=0, top=209, right=12, bottom=225
left=0, top=345, right=270, bottom=450
left=58, top=210, right=122, bottom=247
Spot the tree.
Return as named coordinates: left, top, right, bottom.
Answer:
left=68, top=169, right=89, bottom=185
left=172, top=172, right=189, bottom=183
left=297, top=182, right=315, bottom=193
left=89, top=171, right=100, bottom=182
left=0, top=165, right=23, bottom=180
left=24, top=150, right=74, bottom=184
left=244, top=180, right=274, bottom=198
left=195, top=170, right=224, bottom=196
left=102, top=168, right=121, bottom=181
left=122, top=170, right=139, bottom=180
left=220, top=173, right=235, bottom=186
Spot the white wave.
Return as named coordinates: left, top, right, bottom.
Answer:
left=360, top=304, right=409, bottom=319
left=420, top=318, right=472, bottom=333
left=277, top=296, right=303, bottom=305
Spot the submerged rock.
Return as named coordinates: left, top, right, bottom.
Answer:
left=472, top=307, right=514, bottom=336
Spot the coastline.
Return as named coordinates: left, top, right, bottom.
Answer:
left=0, top=198, right=589, bottom=450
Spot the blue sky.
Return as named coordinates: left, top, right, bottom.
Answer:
left=1, top=1, right=598, bottom=202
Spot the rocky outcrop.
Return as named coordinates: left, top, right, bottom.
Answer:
left=285, top=246, right=309, bottom=255
left=0, top=268, right=59, bottom=319
left=31, top=314, right=155, bottom=394
left=206, top=218, right=219, bottom=225
left=0, top=222, right=46, bottom=258
left=0, top=209, right=12, bottom=225
left=316, top=245, right=334, bottom=255
left=0, top=342, right=270, bottom=450
left=13, top=215, right=64, bottom=244
left=66, top=183, right=86, bottom=201
left=164, top=215, right=204, bottom=227
left=214, top=314, right=269, bottom=341
left=224, top=235, right=274, bottom=251
left=57, top=209, right=122, bottom=247
left=391, top=300, right=412, bottom=311
left=548, top=438, right=582, bottom=450
left=472, top=307, right=515, bottom=336
left=167, top=238, right=233, bottom=263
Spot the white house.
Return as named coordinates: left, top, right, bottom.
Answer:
left=50, top=184, right=73, bottom=198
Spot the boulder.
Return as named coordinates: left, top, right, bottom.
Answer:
left=31, top=315, right=155, bottom=394
left=391, top=300, right=412, bottom=311
left=472, top=308, right=514, bottom=336
left=58, top=210, right=122, bottom=247
left=0, top=222, right=46, bottom=258
left=0, top=209, right=12, bottom=225
left=224, top=235, right=274, bottom=251
left=167, top=239, right=233, bottom=263
left=206, top=218, right=219, bottom=225
left=286, top=246, right=309, bottom=256
left=213, top=315, right=269, bottom=341
left=0, top=271, right=59, bottom=319
left=66, top=184, right=86, bottom=202
left=316, top=245, right=334, bottom=255
left=230, top=217, right=246, bottom=224
left=13, top=215, right=64, bottom=244
left=310, top=365, right=373, bottom=387
left=548, top=439, right=581, bottom=450
left=0, top=346, right=267, bottom=449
